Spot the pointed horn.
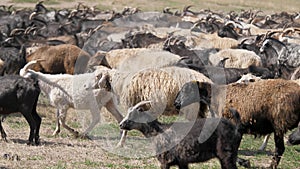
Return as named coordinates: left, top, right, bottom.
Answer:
left=133, top=101, right=152, bottom=110
left=291, top=66, right=300, bottom=80
left=19, top=59, right=45, bottom=76
left=10, top=28, right=25, bottom=36
left=29, top=11, right=37, bottom=20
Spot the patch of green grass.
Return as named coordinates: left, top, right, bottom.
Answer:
left=83, top=158, right=101, bottom=167
left=46, top=161, right=67, bottom=169
left=28, top=155, right=45, bottom=161
left=238, top=133, right=300, bottom=168
left=6, top=116, right=28, bottom=129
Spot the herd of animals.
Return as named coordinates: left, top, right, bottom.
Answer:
left=0, top=1, right=300, bottom=168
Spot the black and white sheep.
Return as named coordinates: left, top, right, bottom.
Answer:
left=120, top=101, right=246, bottom=169
left=174, top=79, right=300, bottom=168
left=0, top=75, right=41, bottom=145
left=19, top=60, right=127, bottom=146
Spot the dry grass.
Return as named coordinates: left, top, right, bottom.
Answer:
left=0, top=96, right=299, bottom=168
left=0, top=0, right=299, bottom=168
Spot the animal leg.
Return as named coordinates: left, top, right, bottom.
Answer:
left=53, top=109, right=61, bottom=136
left=82, top=105, right=101, bottom=137
left=59, top=109, right=79, bottom=137
left=31, top=102, right=41, bottom=145
left=217, top=145, right=238, bottom=169
left=104, top=99, right=128, bottom=147
left=21, top=112, right=37, bottom=145
left=0, top=120, right=7, bottom=142
left=177, top=163, right=188, bottom=169
left=116, top=130, right=127, bottom=147
left=270, top=133, right=285, bottom=168
left=259, top=134, right=270, bottom=151
left=105, top=99, right=123, bottom=123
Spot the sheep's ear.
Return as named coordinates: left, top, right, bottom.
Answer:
left=98, top=73, right=111, bottom=91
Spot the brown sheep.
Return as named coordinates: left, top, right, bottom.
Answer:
left=26, top=44, right=91, bottom=74
left=174, top=79, right=300, bottom=168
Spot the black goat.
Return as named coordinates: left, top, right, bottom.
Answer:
left=176, top=61, right=274, bottom=84
left=0, top=75, right=41, bottom=145
left=120, top=101, right=247, bottom=169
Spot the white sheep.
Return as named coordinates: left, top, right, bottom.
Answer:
left=209, top=48, right=262, bottom=68
left=97, top=66, right=213, bottom=120
left=20, top=60, right=127, bottom=145
left=104, top=48, right=181, bottom=72
left=236, top=73, right=262, bottom=84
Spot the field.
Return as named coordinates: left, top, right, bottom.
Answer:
left=0, top=0, right=300, bottom=169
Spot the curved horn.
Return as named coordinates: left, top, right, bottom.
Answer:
left=133, top=101, right=152, bottom=110
left=29, top=11, right=37, bottom=20
left=291, top=66, right=300, bottom=80
left=225, top=20, right=237, bottom=28
left=10, top=28, right=25, bottom=36
left=19, top=59, right=45, bottom=76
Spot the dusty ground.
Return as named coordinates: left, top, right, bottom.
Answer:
left=0, top=99, right=160, bottom=169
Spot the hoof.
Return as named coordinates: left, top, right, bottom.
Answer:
left=237, top=158, right=251, bottom=168
left=116, top=142, right=124, bottom=148
left=268, top=159, right=278, bottom=169
left=79, top=134, right=91, bottom=140
left=26, top=141, right=35, bottom=146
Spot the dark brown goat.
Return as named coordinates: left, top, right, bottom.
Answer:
left=26, top=44, right=91, bottom=74
left=174, top=79, right=300, bottom=168
left=120, top=101, right=246, bottom=169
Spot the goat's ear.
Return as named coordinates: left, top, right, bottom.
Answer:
left=197, top=82, right=212, bottom=104
left=197, top=82, right=211, bottom=97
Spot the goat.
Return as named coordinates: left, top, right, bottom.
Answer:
left=26, top=44, right=91, bottom=74
left=0, top=75, right=41, bottom=145
left=20, top=60, right=127, bottom=146
left=120, top=101, right=247, bottom=169
left=174, top=79, right=300, bottom=168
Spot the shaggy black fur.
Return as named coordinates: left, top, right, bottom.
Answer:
left=0, top=75, right=41, bottom=145
left=120, top=105, right=245, bottom=169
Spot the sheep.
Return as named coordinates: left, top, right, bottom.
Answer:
left=0, top=75, right=41, bottom=145
left=173, top=79, right=300, bottom=168
left=19, top=60, right=127, bottom=146
left=26, top=44, right=91, bottom=74
left=104, top=48, right=181, bottom=72
left=97, top=66, right=213, bottom=120
left=209, top=48, right=262, bottom=68
left=119, top=101, right=246, bottom=169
